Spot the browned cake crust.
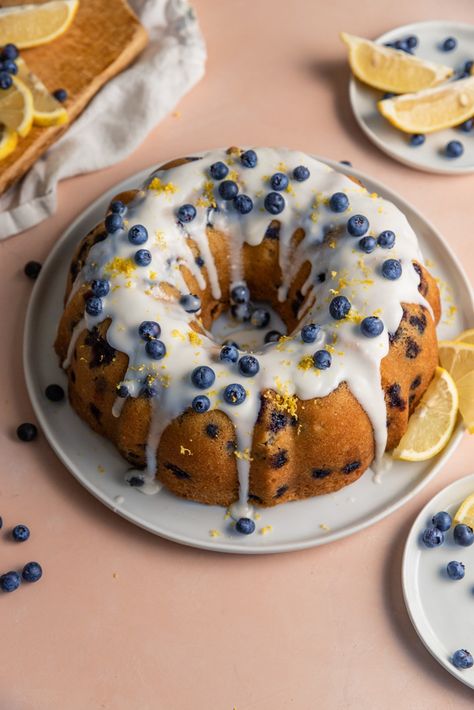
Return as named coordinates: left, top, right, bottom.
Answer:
left=55, top=158, right=441, bottom=507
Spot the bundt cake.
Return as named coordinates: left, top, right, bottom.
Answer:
left=55, top=146, right=441, bottom=516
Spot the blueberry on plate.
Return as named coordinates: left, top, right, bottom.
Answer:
left=313, top=349, right=332, bottom=370
left=329, top=295, right=351, bottom=320
left=191, top=365, right=215, bottom=389
left=236, top=517, right=255, bottom=534
left=240, top=149, right=257, bottom=168
left=292, top=165, right=310, bottom=181
left=441, top=37, right=457, bottom=52
left=360, top=316, right=384, bottom=338
left=128, top=224, right=148, bottom=245
left=134, top=249, right=152, bottom=267
left=219, top=180, right=239, bottom=200
left=381, top=259, right=402, bottom=280
left=238, top=355, right=260, bottom=377
left=12, top=524, right=30, bottom=542
left=301, top=323, right=320, bottom=343
left=329, top=192, right=349, bottom=213
left=45, top=384, right=65, bottom=402
left=220, top=344, right=239, bottom=363
left=234, top=194, right=253, bottom=214
left=432, top=510, right=452, bottom=532
left=446, top=560, right=465, bottom=580
left=24, top=261, right=42, bottom=279
left=192, top=395, right=210, bottom=413
left=22, top=562, right=42, bottom=583
left=421, top=526, right=445, bottom=548
left=16, top=423, right=37, bottom=442
left=377, top=230, right=396, bottom=249
left=209, top=161, right=229, bottom=180
left=359, top=236, right=376, bottom=253
left=452, top=649, right=474, bottom=670
left=264, top=192, right=285, bottom=215
left=445, top=140, right=464, bottom=158
left=453, top=523, right=474, bottom=546
left=177, top=204, right=197, bottom=223
left=145, top=339, right=166, bottom=360
left=270, top=172, right=289, bottom=192
left=459, top=118, right=473, bottom=133
left=223, top=383, right=246, bottom=405
left=0, top=571, right=21, bottom=593
left=138, top=320, right=161, bottom=340
left=410, top=133, right=425, bottom=147
left=347, top=214, right=369, bottom=237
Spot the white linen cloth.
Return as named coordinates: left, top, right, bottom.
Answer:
left=0, top=0, right=206, bottom=239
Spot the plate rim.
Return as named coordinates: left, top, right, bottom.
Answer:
left=348, top=19, right=474, bottom=175
left=22, top=154, right=474, bottom=553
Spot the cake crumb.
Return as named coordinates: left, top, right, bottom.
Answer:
left=319, top=523, right=331, bottom=532
left=255, top=512, right=261, bottom=521
left=147, top=177, right=178, bottom=195
left=260, top=525, right=273, bottom=535
left=209, top=529, right=221, bottom=538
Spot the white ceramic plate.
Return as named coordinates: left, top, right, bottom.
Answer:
left=349, top=21, right=474, bottom=174
left=403, top=473, right=474, bottom=689
left=23, top=158, right=474, bottom=554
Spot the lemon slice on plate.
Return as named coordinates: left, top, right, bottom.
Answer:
left=0, top=0, right=79, bottom=49
left=392, top=367, right=458, bottom=461
left=455, top=328, right=474, bottom=346
left=378, top=76, right=474, bottom=134
left=0, top=77, right=33, bottom=137
left=439, top=340, right=474, bottom=432
left=341, top=32, right=453, bottom=93
left=16, top=58, right=68, bottom=127
left=453, top=493, right=474, bottom=527
left=0, top=124, right=18, bottom=160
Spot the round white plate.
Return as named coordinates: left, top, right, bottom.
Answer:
left=349, top=21, right=474, bottom=174
left=403, top=473, right=474, bottom=689
left=23, top=157, right=474, bottom=554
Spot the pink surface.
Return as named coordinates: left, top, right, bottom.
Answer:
left=1, top=0, right=474, bottom=707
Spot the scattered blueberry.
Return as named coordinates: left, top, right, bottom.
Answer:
left=422, top=526, right=445, bottom=548
left=220, top=344, right=239, bottom=363
left=347, top=214, right=369, bottom=237
left=239, top=355, right=260, bottom=377
left=441, top=37, right=457, bottom=52
left=3, top=59, right=17, bottom=75
left=264, top=330, right=282, bottom=343
left=250, top=308, right=270, bottom=329
left=134, top=249, right=152, bottom=266
left=24, top=261, right=42, bottom=279
left=1, top=44, right=19, bottom=60
left=223, top=383, right=246, bottom=405
left=410, top=133, right=425, bottom=147
left=240, top=149, right=257, bottom=168
left=191, top=365, right=215, bottom=389
left=301, top=323, right=320, bottom=343
left=53, top=88, right=67, bottom=102
left=270, top=172, right=289, bottom=191
left=236, top=517, right=255, bottom=535
left=293, top=165, right=310, bottom=181
left=447, top=560, right=465, bottom=580
left=142, top=380, right=159, bottom=398
left=110, top=200, right=126, bottom=214
left=329, top=295, right=351, bottom=320
left=180, top=294, right=201, bottom=312
left=360, top=316, right=384, bottom=338
left=104, top=213, right=123, bottom=233
left=459, top=118, right=473, bottom=133
left=452, top=649, right=473, bottom=670
left=234, top=194, right=253, bottom=214
left=85, top=296, right=103, bottom=316
left=177, top=204, right=197, bottom=223
left=209, top=161, right=229, bottom=180
left=313, top=349, right=332, bottom=370
left=192, top=395, right=210, bottom=413
left=45, top=384, right=65, bottom=402
left=394, top=39, right=411, bottom=53
left=445, top=140, right=464, bottom=158
left=377, top=230, right=396, bottom=249
left=22, top=562, right=42, bottom=583
left=432, top=511, right=452, bottom=532
left=145, top=339, right=166, bottom=360
left=91, top=279, right=110, bottom=297
left=264, top=192, right=285, bottom=215
left=219, top=180, right=239, bottom=200
left=0, top=571, right=20, bottom=593
left=453, top=523, right=474, bottom=547
left=382, top=259, right=402, bottom=280
left=16, top=423, right=37, bottom=442
left=0, top=72, right=13, bottom=90
left=138, top=321, right=161, bottom=340
left=329, top=192, right=349, bottom=213
left=359, top=236, right=376, bottom=253
left=128, top=224, right=148, bottom=244
left=12, top=524, right=30, bottom=542
left=406, top=35, right=418, bottom=49
left=231, top=284, right=250, bottom=304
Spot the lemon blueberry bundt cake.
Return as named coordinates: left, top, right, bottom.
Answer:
left=55, top=147, right=440, bottom=514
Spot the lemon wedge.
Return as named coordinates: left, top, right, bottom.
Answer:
left=0, top=76, right=33, bottom=137
left=439, top=340, right=474, bottom=432
left=392, top=367, right=458, bottom=461
left=453, top=493, right=474, bottom=527
left=16, top=58, right=68, bottom=127
left=455, top=328, right=474, bottom=346
left=378, top=76, right=474, bottom=134
left=341, top=32, right=453, bottom=93
left=0, top=124, right=18, bottom=160
left=0, top=0, right=79, bottom=49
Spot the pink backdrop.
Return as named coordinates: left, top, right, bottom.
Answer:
left=1, top=0, right=473, bottom=707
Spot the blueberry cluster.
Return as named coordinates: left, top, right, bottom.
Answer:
left=0, top=44, right=19, bottom=91
left=229, top=283, right=271, bottom=332
left=138, top=320, right=166, bottom=361
left=0, top=517, right=42, bottom=593
left=384, top=35, right=418, bottom=54
left=359, top=229, right=396, bottom=254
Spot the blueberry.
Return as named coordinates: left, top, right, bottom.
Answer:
left=128, top=224, right=148, bottom=244
left=422, top=526, right=445, bottom=548
left=240, top=149, right=257, bottom=168
left=134, top=249, right=152, bottom=266
left=22, top=562, right=42, bottom=583
left=447, top=560, right=465, bottom=580
left=329, top=295, right=351, bottom=320
left=453, top=523, right=474, bottom=546
left=464, top=60, right=474, bottom=73
left=432, top=511, right=452, bottom=532
left=12, top=524, right=30, bottom=542
left=145, top=339, right=166, bottom=359
left=0, top=72, right=13, bottom=90
left=45, top=384, right=65, bottom=402
left=329, top=192, right=349, bottom=213
left=250, top=308, right=270, bottom=329
left=410, top=133, right=425, bottom=147
left=382, top=258, right=402, bottom=280
left=347, top=214, right=369, bottom=237
left=116, top=384, right=129, bottom=398
left=360, top=316, right=384, bottom=338
left=138, top=321, right=161, bottom=340
left=406, top=35, right=418, bottom=49
left=91, top=279, right=110, bottom=297
left=301, top=323, right=320, bottom=343
left=264, top=330, right=282, bottom=343
left=180, top=294, right=201, bottom=312
left=445, top=140, right=464, bottom=158
left=142, top=381, right=159, bottom=398
left=231, top=303, right=252, bottom=322
left=452, top=649, right=474, bottom=670
left=313, top=349, right=332, bottom=370
left=457, top=71, right=470, bottom=80
left=1, top=44, right=19, bottom=60
left=16, top=423, right=37, bottom=442
left=236, top=517, right=255, bottom=534
left=220, top=344, right=239, bottom=363
left=219, top=180, right=239, bottom=200
left=85, top=296, right=103, bottom=316
left=234, top=194, right=253, bottom=214
left=359, top=236, right=376, bottom=253
left=195, top=256, right=205, bottom=267
left=0, top=571, right=20, bottom=593
left=441, top=37, right=457, bottom=52
left=239, top=355, right=259, bottom=377
left=192, top=395, right=210, bottom=413
left=24, top=261, right=42, bottom=279
left=292, top=165, right=310, bottom=181
left=377, top=230, right=396, bottom=249
left=459, top=118, right=473, bottom=133
left=0, top=517, right=2, bottom=529
left=264, top=192, right=285, bottom=215
left=3, top=60, right=17, bottom=74
left=209, top=161, right=229, bottom=180
left=382, top=92, right=396, bottom=100
left=339, top=160, right=352, bottom=167
left=104, top=213, right=123, bottom=233
left=110, top=200, right=126, bottom=214
left=394, top=39, right=410, bottom=52
left=53, top=88, right=67, bottom=102
left=270, top=172, right=289, bottom=191
left=177, top=204, right=197, bottom=223
left=223, top=383, right=246, bottom=405
left=231, top=284, right=250, bottom=304
left=191, top=365, right=215, bottom=389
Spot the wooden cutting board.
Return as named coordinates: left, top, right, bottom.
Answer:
left=0, top=0, right=147, bottom=195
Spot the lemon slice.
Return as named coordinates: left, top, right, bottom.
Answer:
left=341, top=32, right=453, bottom=93
left=0, top=124, right=18, bottom=160
left=0, top=76, right=33, bottom=137
left=454, top=493, right=474, bottom=527
left=439, top=341, right=474, bottom=432
left=0, top=0, right=79, bottom=49
left=16, top=58, right=68, bottom=127
left=392, top=367, right=458, bottom=461
left=378, top=76, right=474, bottom=134
left=455, top=328, right=474, bottom=346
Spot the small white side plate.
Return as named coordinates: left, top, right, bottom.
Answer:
left=23, top=158, right=474, bottom=553
left=403, top=473, right=474, bottom=689
left=349, top=21, right=474, bottom=174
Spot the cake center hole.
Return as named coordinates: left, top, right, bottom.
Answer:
left=210, top=300, right=287, bottom=353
